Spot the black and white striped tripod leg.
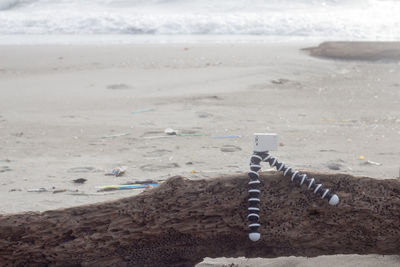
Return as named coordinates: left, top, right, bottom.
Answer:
left=261, top=153, right=340, bottom=206
left=248, top=153, right=263, bottom=242
left=246, top=133, right=340, bottom=242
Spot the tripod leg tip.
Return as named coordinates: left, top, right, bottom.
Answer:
left=329, top=194, right=340, bottom=206
left=249, top=232, right=261, bottom=242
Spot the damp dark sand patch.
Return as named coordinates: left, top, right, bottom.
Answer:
left=303, top=42, right=400, bottom=62
left=220, top=145, right=242, bottom=152
left=106, top=83, right=132, bottom=90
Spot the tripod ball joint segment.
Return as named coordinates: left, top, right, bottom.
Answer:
left=248, top=133, right=340, bottom=242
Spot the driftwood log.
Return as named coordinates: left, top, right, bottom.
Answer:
left=0, top=171, right=399, bottom=266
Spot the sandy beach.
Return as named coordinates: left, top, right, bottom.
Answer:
left=0, top=42, right=399, bottom=266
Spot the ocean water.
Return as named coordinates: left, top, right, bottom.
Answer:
left=0, top=0, right=400, bottom=43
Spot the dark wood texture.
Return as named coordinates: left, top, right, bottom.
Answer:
left=0, top=172, right=399, bottom=266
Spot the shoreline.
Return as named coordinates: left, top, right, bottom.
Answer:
left=0, top=34, right=327, bottom=45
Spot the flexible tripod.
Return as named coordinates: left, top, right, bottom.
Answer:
left=248, top=133, right=339, bottom=242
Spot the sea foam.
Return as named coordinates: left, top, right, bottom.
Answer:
left=0, top=0, right=399, bottom=40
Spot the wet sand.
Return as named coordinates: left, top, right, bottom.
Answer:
left=0, top=42, right=399, bottom=266
left=304, top=41, right=400, bottom=61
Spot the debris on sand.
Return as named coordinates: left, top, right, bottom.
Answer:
left=132, top=108, right=155, bottom=114
left=27, top=188, right=48, bottom=192
left=164, top=128, right=178, bottom=135
left=362, top=160, right=382, bottom=166
left=127, top=179, right=162, bottom=185
left=197, top=112, right=213, bottom=118
left=101, top=133, right=129, bottom=139
left=97, top=183, right=160, bottom=192
left=271, top=78, right=290, bottom=85
left=105, top=166, right=127, bottom=177
left=142, top=135, right=175, bottom=139
left=53, top=189, right=67, bottom=194
left=28, top=188, right=78, bottom=194
left=73, top=178, right=87, bottom=184
left=9, top=188, right=21, bottom=192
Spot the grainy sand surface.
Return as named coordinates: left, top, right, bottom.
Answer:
left=0, top=42, right=399, bottom=266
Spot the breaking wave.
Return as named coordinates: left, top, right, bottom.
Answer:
left=0, top=0, right=399, bottom=40
left=0, top=0, right=37, bottom=11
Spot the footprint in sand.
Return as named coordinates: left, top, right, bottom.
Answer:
left=220, top=145, right=242, bottom=153
left=140, top=163, right=179, bottom=172
left=271, top=78, right=302, bottom=88
left=106, top=83, right=132, bottom=90
left=197, top=112, right=213, bottom=118
left=68, top=167, right=96, bottom=173
left=271, top=78, right=290, bottom=85
left=144, top=149, right=172, bottom=158
left=0, top=166, right=12, bottom=173
left=327, top=162, right=342, bottom=170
